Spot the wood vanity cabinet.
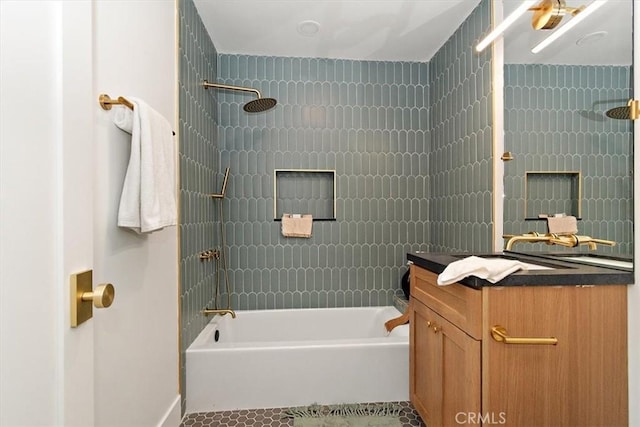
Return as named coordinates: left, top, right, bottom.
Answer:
left=409, top=264, right=628, bottom=427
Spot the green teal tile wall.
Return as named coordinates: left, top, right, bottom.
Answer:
left=217, top=54, right=430, bottom=310
left=427, top=0, right=494, bottom=252
left=214, top=0, right=492, bottom=310
left=503, top=64, right=633, bottom=255
left=178, top=0, right=220, bottom=411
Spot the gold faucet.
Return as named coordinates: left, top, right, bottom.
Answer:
left=547, top=235, right=616, bottom=251
left=503, top=232, right=550, bottom=250
left=503, top=232, right=615, bottom=251
left=201, top=308, right=236, bottom=318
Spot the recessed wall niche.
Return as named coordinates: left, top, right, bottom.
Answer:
left=274, top=169, right=336, bottom=221
left=524, top=171, right=582, bottom=220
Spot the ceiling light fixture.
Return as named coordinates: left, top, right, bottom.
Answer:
left=531, top=0, right=608, bottom=53
left=476, top=0, right=538, bottom=52
left=297, top=20, right=321, bottom=37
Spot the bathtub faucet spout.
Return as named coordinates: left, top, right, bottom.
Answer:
left=202, top=308, right=236, bottom=318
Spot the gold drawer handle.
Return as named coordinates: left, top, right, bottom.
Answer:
left=491, top=325, right=558, bottom=345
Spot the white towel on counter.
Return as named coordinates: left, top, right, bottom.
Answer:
left=116, top=97, right=176, bottom=233
left=281, top=214, right=313, bottom=238
left=437, top=256, right=529, bottom=286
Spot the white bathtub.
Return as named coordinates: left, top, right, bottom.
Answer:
left=186, top=306, right=409, bottom=412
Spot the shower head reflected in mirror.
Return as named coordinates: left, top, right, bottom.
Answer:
left=605, top=106, right=631, bottom=120
left=605, top=99, right=640, bottom=120
left=202, top=80, right=277, bottom=113
left=580, top=98, right=634, bottom=121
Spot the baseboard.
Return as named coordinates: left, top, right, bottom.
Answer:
left=157, top=395, right=181, bottom=427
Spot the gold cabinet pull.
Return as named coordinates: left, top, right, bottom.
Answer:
left=425, top=320, right=440, bottom=333
left=491, top=325, right=558, bottom=345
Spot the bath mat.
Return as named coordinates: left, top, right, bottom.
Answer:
left=293, top=415, right=401, bottom=426
left=285, top=403, right=403, bottom=427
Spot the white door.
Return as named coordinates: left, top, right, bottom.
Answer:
left=1, top=1, right=180, bottom=426
left=1, top=2, right=97, bottom=425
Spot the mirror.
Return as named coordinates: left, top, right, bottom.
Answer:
left=500, top=0, right=633, bottom=258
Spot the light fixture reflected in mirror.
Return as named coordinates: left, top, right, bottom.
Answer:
left=476, top=1, right=537, bottom=52
left=530, top=0, right=582, bottom=30
left=476, top=0, right=608, bottom=54
left=532, top=0, right=608, bottom=53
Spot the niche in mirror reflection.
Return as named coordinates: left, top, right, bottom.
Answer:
left=500, top=0, right=633, bottom=258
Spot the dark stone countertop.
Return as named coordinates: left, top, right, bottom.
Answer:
left=407, top=251, right=634, bottom=289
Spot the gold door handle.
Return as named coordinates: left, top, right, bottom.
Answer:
left=82, top=283, right=115, bottom=308
left=70, top=270, right=116, bottom=327
left=491, top=325, right=558, bottom=345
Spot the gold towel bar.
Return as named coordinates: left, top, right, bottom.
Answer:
left=99, top=93, right=134, bottom=111
left=491, top=325, right=558, bottom=345
left=98, top=93, right=176, bottom=136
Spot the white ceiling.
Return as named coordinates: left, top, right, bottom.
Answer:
left=193, top=0, right=481, bottom=62
left=193, top=0, right=632, bottom=65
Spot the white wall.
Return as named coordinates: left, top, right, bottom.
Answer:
left=92, top=1, right=180, bottom=426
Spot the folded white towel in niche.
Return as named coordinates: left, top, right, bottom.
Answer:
left=116, top=97, right=177, bottom=233
left=547, top=215, right=578, bottom=235
left=437, top=256, right=529, bottom=286
left=281, top=214, right=313, bottom=238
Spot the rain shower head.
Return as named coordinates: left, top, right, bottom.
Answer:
left=202, top=80, right=277, bottom=113
left=243, top=97, right=277, bottom=113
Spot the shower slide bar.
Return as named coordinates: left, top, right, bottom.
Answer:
left=210, top=167, right=230, bottom=199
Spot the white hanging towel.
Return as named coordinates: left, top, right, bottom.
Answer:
left=113, top=105, right=134, bottom=134
left=116, top=97, right=176, bottom=233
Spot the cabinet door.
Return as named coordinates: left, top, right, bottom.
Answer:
left=485, top=285, right=627, bottom=427
left=411, top=299, right=481, bottom=427
left=411, top=298, right=441, bottom=425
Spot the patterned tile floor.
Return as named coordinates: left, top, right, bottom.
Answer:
left=181, top=401, right=426, bottom=426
